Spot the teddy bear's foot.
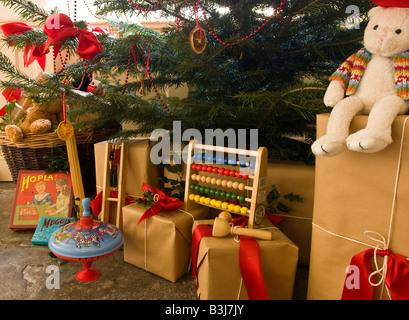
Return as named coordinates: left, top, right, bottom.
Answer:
left=311, top=135, right=346, bottom=157
left=346, top=129, right=392, bottom=153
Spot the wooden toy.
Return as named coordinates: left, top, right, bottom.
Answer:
left=212, top=217, right=273, bottom=240
left=100, top=141, right=128, bottom=230
left=184, top=141, right=268, bottom=228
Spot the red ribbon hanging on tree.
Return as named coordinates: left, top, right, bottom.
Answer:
left=0, top=87, right=23, bottom=117
left=42, top=13, right=103, bottom=60
left=191, top=217, right=269, bottom=300
left=1, top=22, right=48, bottom=71
left=341, top=248, right=409, bottom=300
left=137, top=182, right=184, bottom=225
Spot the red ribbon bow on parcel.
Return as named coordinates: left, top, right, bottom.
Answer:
left=1, top=22, right=48, bottom=71
left=42, top=13, right=103, bottom=60
left=342, top=231, right=409, bottom=300
left=137, top=183, right=184, bottom=225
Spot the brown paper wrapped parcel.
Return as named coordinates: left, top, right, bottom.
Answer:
left=266, top=161, right=314, bottom=265
left=94, top=139, right=163, bottom=198
left=122, top=202, right=209, bottom=283
left=192, top=219, right=299, bottom=300
left=308, top=114, right=409, bottom=300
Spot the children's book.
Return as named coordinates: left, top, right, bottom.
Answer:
left=9, top=170, right=73, bottom=229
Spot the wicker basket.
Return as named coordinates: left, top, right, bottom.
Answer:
left=0, top=128, right=118, bottom=195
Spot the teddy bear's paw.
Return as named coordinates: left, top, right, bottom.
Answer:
left=323, top=80, right=345, bottom=107
left=311, top=135, right=346, bottom=157
left=346, top=130, right=392, bottom=153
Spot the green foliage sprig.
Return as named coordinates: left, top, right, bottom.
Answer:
left=267, top=184, right=303, bottom=215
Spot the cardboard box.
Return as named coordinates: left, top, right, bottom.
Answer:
left=122, top=202, right=209, bottom=283
left=308, top=114, right=409, bottom=300
left=192, top=219, right=299, bottom=300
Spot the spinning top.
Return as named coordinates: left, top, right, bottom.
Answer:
left=212, top=217, right=273, bottom=240
left=48, top=198, right=124, bottom=281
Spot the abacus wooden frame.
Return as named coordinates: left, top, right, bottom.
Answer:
left=184, top=141, right=268, bottom=229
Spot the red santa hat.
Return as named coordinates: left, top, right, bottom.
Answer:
left=372, top=0, right=409, bottom=7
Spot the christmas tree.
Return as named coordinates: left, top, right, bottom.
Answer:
left=0, top=0, right=372, bottom=163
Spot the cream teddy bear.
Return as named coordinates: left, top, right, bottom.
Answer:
left=311, top=6, right=409, bottom=157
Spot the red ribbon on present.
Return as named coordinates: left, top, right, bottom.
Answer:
left=239, top=236, right=269, bottom=300
left=1, top=22, right=48, bottom=71
left=42, top=13, right=103, bottom=60
left=191, top=218, right=269, bottom=300
left=191, top=224, right=213, bottom=291
left=342, top=248, right=409, bottom=300
left=137, top=183, right=184, bottom=225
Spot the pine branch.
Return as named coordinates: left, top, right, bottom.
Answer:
left=0, top=0, right=49, bottom=24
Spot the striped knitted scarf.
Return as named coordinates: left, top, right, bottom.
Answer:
left=329, top=48, right=409, bottom=100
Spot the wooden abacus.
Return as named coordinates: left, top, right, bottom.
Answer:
left=184, top=141, right=268, bottom=229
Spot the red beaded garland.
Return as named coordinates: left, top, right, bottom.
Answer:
left=128, top=0, right=165, bottom=11
left=198, top=0, right=287, bottom=47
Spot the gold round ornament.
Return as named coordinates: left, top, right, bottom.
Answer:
left=57, top=121, right=74, bottom=141
left=190, top=26, right=207, bottom=54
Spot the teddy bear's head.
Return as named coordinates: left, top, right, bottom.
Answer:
left=364, top=6, right=409, bottom=57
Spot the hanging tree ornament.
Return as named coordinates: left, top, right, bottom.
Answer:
left=190, top=26, right=207, bottom=54
left=190, top=1, right=207, bottom=54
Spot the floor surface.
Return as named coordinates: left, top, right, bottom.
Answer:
left=0, top=182, right=308, bottom=300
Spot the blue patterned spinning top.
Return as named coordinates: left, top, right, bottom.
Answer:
left=48, top=198, right=123, bottom=281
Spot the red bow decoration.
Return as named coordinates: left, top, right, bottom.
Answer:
left=191, top=218, right=269, bottom=300
left=1, top=22, right=48, bottom=71
left=42, top=13, right=103, bottom=60
left=137, top=183, right=184, bottom=225
left=342, top=248, right=409, bottom=300
left=0, top=87, right=23, bottom=117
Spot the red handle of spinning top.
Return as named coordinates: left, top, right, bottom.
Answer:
left=79, top=215, right=93, bottom=229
